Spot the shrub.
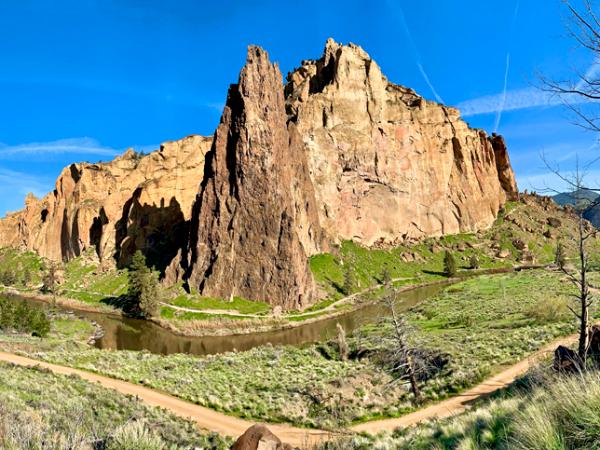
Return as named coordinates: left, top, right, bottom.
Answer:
left=0, top=268, right=17, bottom=286
left=469, top=255, right=480, bottom=270
left=443, top=251, right=457, bottom=277
left=107, top=421, right=165, bottom=450
left=0, top=297, right=50, bottom=337
left=526, top=297, right=568, bottom=324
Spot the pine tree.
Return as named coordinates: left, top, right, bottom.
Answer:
left=555, top=242, right=566, bottom=270
left=443, top=251, right=457, bottom=277
left=127, top=251, right=161, bottom=318
left=342, top=263, right=355, bottom=296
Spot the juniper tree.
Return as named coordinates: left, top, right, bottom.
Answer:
left=443, top=251, right=457, bottom=277
left=469, top=255, right=480, bottom=270
left=342, top=263, right=355, bottom=296
left=42, top=262, right=59, bottom=307
left=555, top=242, right=567, bottom=270
left=127, top=251, right=162, bottom=318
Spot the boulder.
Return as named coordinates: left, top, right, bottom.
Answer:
left=554, top=345, right=581, bottom=372
left=512, top=239, right=526, bottom=250
left=497, top=249, right=511, bottom=259
left=547, top=217, right=562, bottom=228
left=231, top=425, right=293, bottom=450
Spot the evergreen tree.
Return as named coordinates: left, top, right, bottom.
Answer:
left=443, top=251, right=457, bottom=277
left=555, top=242, right=566, bottom=270
left=342, top=262, right=355, bottom=296
left=127, top=251, right=161, bottom=318
left=42, top=262, right=59, bottom=306
left=381, top=268, right=392, bottom=286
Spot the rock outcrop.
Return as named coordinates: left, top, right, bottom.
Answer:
left=0, top=135, right=212, bottom=273
left=182, top=47, right=324, bottom=310
left=0, top=39, right=519, bottom=309
left=231, top=424, right=293, bottom=450
left=285, top=39, right=518, bottom=246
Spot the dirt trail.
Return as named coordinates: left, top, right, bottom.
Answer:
left=0, top=330, right=575, bottom=447
left=352, top=332, right=575, bottom=433
left=0, top=351, right=331, bottom=448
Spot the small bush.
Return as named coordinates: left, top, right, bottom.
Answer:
left=0, top=297, right=50, bottom=337
left=443, top=251, right=457, bottom=277
left=526, top=297, right=568, bottom=324
left=107, top=421, right=165, bottom=450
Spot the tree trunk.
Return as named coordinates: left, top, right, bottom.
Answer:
left=578, top=213, right=589, bottom=363
left=389, top=300, right=422, bottom=403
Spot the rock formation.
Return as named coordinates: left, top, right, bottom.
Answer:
left=285, top=39, right=518, bottom=246
left=0, top=39, right=519, bottom=309
left=231, top=424, right=293, bottom=450
left=182, top=47, right=324, bottom=310
left=0, top=135, right=212, bottom=273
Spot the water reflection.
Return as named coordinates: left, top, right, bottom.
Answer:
left=18, top=282, right=447, bottom=356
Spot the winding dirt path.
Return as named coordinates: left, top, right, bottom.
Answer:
left=0, top=330, right=576, bottom=447
left=0, top=351, right=331, bottom=448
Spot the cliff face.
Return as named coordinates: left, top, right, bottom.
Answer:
left=285, top=39, right=518, bottom=246
left=0, top=39, right=518, bottom=309
left=0, top=135, right=212, bottom=272
left=182, top=47, right=324, bottom=309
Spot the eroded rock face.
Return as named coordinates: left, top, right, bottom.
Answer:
left=0, top=39, right=519, bottom=309
left=285, top=39, right=518, bottom=246
left=0, top=135, right=212, bottom=271
left=182, top=47, right=323, bottom=310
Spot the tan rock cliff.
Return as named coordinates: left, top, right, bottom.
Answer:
left=0, top=39, right=518, bottom=309
left=0, top=135, right=211, bottom=273
left=285, top=39, right=518, bottom=246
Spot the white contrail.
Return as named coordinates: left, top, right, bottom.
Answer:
left=386, top=0, right=445, bottom=104
left=494, top=0, right=520, bottom=132
left=417, top=63, right=445, bottom=104
left=494, top=53, right=511, bottom=132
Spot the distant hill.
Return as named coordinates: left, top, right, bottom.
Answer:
left=552, top=189, right=599, bottom=207
left=552, top=189, right=600, bottom=228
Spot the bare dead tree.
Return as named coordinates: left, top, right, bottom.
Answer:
left=382, top=294, right=423, bottom=403
left=540, top=0, right=600, bottom=132
left=336, top=323, right=349, bottom=361
left=541, top=157, right=598, bottom=365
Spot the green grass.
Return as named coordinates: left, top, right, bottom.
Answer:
left=170, top=294, right=271, bottom=315
left=0, top=361, right=230, bottom=449
left=321, top=369, right=600, bottom=450
left=20, top=269, right=583, bottom=429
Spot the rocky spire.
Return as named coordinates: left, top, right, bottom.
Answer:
left=183, top=46, right=322, bottom=310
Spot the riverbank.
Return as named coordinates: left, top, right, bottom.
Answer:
left=3, top=265, right=544, bottom=340
left=7, top=269, right=583, bottom=429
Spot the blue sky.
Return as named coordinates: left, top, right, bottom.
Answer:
left=0, top=0, right=598, bottom=215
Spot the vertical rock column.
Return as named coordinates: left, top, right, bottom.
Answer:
left=185, top=46, right=321, bottom=310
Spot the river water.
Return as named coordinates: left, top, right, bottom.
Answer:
left=11, top=282, right=449, bottom=356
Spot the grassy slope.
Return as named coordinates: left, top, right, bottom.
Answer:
left=323, top=368, right=600, bottom=450
left=2, top=195, right=599, bottom=323
left=0, top=361, right=230, bottom=449
left=21, top=269, right=587, bottom=428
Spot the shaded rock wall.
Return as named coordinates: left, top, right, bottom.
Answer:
left=0, top=135, right=212, bottom=267
left=182, top=47, right=324, bottom=310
